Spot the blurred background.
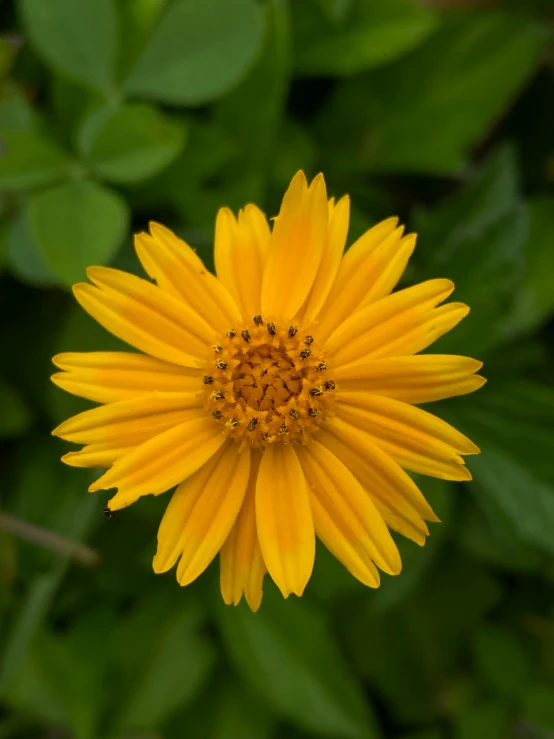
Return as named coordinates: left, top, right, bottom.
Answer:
left=1, top=0, right=554, bottom=737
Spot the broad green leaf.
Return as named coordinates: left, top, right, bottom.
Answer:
left=293, top=0, right=437, bottom=77
left=454, top=704, right=509, bottom=739
left=214, top=0, right=291, bottom=188
left=0, top=88, right=36, bottom=132
left=124, top=0, right=265, bottom=105
left=449, top=382, right=554, bottom=556
left=79, top=103, right=186, bottom=184
left=6, top=210, right=59, bottom=287
left=0, top=130, right=68, bottom=192
left=115, top=604, right=215, bottom=731
left=26, top=180, right=129, bottom=287
left=21, top=0, right=118, bottom=94
left=523, top=685, right=554, bottom=732
left=503, top=196, right=554, bottom=336
left=320, top=11, right=548, bottom=174
left=314, top=0, right=353, bottom=23
left=474, top=627, right=532, bottom=701
left=415, top=147, right=527, bottom=358
left=216, top=585, right=379, bottom=739
left=0, top=378, right=33, bottom=438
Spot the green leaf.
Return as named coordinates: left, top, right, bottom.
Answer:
left=21, top=0, right=118, bottom=94
left=26, top=180, right=129, bottom=287
left=503, top=196, right=554, bottom=336
left=0, top=378, right=33, bottom=438
left=0, top=88, right=36, bottom=132
left=79, top=103, right=186, bottom=184
left=115, top=604, right=215, bottom=731
left=124, top=0, right=265, bottom=105
left=214, top=0, right=291, bottom=186
left=216, top=585, right=379, bottom=739
left=474, top=627, right=532, bottom=701
left=449, top=382, right=554, bottom=556
left=454, top=704, right=509, bottom=739
left=293, top=0, right=438, bottom=77
left=321, top=11, right=548, bottom=174
left=523, top=685, right=554, bottom=732
left=6, top=210, right=59, bottom=288
left=415, top=147, right=527, bottom=358
left=0, top=130, right=68, bottom=192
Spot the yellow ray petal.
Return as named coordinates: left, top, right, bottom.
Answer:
left=90, top=412, right=226, bottom=509
left=336, top=392, right=476, bottom=481
left=52, top=352, right=200, bottom=404
left=261, top=171, right=328, bottom=319
left=325, top=279, right=455, bottom=366
left=300, top=195, right=350, bottom=322
left=220, top=449, right=266, bottom=611
left=52, top=394, right=201, bottom=445
left=333, top=355, right=485, bottom=404
left=369, top=302, right=470, bottom=359
left=317, top=419, right=437, bottom=542
left=62, top=442, right=134, bottom=469
left=153, top=442, right=250, bottom=587
left=256, top=442, right=315, bottom=597
left=214, top=204, right=270, bottom=320
left=297, top=440, right=401, bottom=586
left=74, top=267, right=213, bottom=368
left=135, top=223, right=242, bottom=332
left=317, top=223, right=415, bottom=337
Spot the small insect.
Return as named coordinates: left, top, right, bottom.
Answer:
left=324, top=380, right=336, bottom=391
left=215, top=359, right=229, bottom=370
left=241, top=330, right=251, bottom=343
left=300, top=348, right=311, bottom=360
left=213, top=344, right=223, bottom=354
left=211, top=390, right=224, bottom=401
left=247, top=418, right=258, bottom=431
left=316, top=360, right=327, bottom=371
left=304, top=336, right=314, bottom=346
left=253, top=315, right=263, bottom=326
left=288, top=326, right=298, bottom=338
left=308, top=408, right=320, bottom=417
left=212, top=410, right=223, bottom=419
left=289, top=409, right=301, bottom=420
left=267, top=322, right=276, bottom=336
left=279, top=424, right=289, bottom=435
left=309, top=387, right=323, bottom=397
left=203, top=376, right=214, bottom=384
left=226, top=329, right=236, bottom=339
left=103, top=507, right=117, bottom=519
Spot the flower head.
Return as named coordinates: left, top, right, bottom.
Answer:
left=51, top=171, right=485, bottom=611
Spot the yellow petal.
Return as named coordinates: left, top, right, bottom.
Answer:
left=74, top=267, right=213, bottom=368
left=90, top=411, right=226, bottom=509
left=297, top=439, right=401, bottom=586
left=317, top=221, right=415, bottom=337
left=214, top=204, right=270, bottom=320
left=261, top=171, right=328, bottom=319
left=52, top=352, right=200, bottom=404
left=325, top=278, right=455, bottom=366
left=336, top=392, right=476, bottom=481
left=135, top=222, right=242, bottom=332
left=153, top=442, right=250, bottom=587
left=300, top=195, right=350, bottom=322
left=333, top=354, right=485, bottom=404
left=316, top=419, right=437, bottom=543
left=62, top=442, right=134, bottom=469
left=220, top=449, right=266, bottom=611
left=52, top=393, right=201, bottom=445
left=256, top=442, right=315, bottom=597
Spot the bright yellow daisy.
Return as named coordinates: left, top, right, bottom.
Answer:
left=51, top=171, right=485, bottom=611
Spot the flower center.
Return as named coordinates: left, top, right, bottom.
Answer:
left=202, top=316, right=336, bottom=447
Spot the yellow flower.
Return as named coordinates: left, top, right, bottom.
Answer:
left=51, top=171, right=485, bottom=611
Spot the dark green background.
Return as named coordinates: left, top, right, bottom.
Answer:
left=2, top=0, right=554, bottom=737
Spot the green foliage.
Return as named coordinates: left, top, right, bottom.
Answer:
left=2, top=0, right=554, bottom=737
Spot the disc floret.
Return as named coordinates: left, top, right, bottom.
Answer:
left=202, top=316, right=336, bottom=447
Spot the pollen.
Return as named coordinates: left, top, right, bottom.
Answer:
left=202, top=317, right=336, bottom=447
